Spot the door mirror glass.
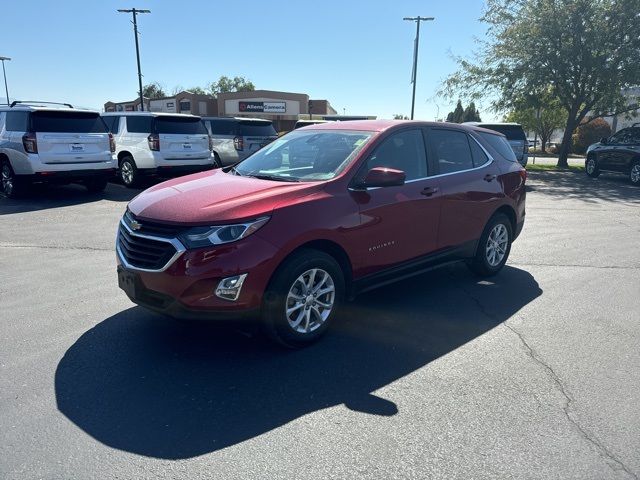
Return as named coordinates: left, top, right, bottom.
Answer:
left=360, top=167, right=406, bottom=188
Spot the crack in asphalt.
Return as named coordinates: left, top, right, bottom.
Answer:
left=0, top=243, right=111, bottom=252
left=454, top=280, right=638, bottom=479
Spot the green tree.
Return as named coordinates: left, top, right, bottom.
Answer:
left=209, top=76, right=255, bottom=96
left=446, top=100, right=465, bottom=123
left=141, top=82, right=166, bottom=99
left=505, top=96, right=567, bottom=153
left=443, top=0, right=640, bottom=167
left=572, top=118, right=612, bottom=154
left=186, top=86, right=207, bottom=95
left=462, top=101, right=482, bottom=122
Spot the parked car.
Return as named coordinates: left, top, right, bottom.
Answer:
left=585, top=124, right=640, bottom=185
left=116, top=120, right=526, bottom=347
left=464, top=122, right=528, bottom=166
left=0, top=101, right=116, bottom=197
left=202, top=117, right=278, bottom=166
left=102, top=112, right=215, bottom=188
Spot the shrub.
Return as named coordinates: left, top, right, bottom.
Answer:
left=572, top=118, right=612, bottom=154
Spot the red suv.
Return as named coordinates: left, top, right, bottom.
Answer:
left=117, top=120, right=526, bottom=347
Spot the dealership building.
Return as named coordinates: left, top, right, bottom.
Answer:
left=105, top=89, right=374, bottom=131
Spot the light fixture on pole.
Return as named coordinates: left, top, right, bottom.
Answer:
left=117, top=8, right=150, bottom=111
left=0, top=56, right=11, bottom=106
left=403, top=16, right=434, bottom=120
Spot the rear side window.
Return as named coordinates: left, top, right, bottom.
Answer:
left=429, top=129, right=474, bottom=174
left=478, top=124, right=526, bottom=141
left=126, top=116, right=153, bottom=134
left=208, top=119, right=239, bottom=136
left=6, top=111, right=30, bottom=132
left=610, top=128, right=640, bottom=145
left=155, top=117, right=208, bottom=134
left=102, top=116, right=120, bottom=133
left=239, top=121, right=277, bottom=136
left=479, top=132, right=518, bottom=162
left=31, top=112, right=107, bottom=133
left=468, top=136, right=490, bottom=166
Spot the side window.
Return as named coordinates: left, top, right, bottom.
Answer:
left=6, top=111, right=29, bottom=132
left=103, top=116, right=120, bottom=133
left=364, top=129, right=427, bottom=181
left=629, top=128, right=640, bottom=144
left=125, top=116, right=153, bottom=134
left=478, top=132, right=517, bottom=162
left=468, top=135, right=489, bottom=166
left=612, top=128, right=640, bottom=145
left=0, top=112, right=6, bottom=131
left=429, top=129, right=474, bottom=174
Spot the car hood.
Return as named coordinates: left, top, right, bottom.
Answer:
left=128, top=170, right=325, bottom=224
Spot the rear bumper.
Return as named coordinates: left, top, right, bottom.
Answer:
left=19, top=168, right=117, bottom=183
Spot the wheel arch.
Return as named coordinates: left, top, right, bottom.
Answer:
left=491, top=204, right=517, bottom=235
left=117, top=151, right=134, bottom=164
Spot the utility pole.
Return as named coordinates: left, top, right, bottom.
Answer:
left=118, top=8, right=150, bottom=111
left=0, top=57, right=11, bottom=106
left=403, top=16, right=434, bottom=120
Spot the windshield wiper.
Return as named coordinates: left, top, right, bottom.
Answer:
left=245, top=173, right=301, bottom=182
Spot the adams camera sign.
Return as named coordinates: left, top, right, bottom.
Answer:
left=238, top=101, right=286, bottom=113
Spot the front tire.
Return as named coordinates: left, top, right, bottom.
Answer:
left=262, top=249, right=344, bottom=348
left=629, top=160, right=640, bottom=186
left=468, top=213, right=513, bottom=277
left=119, top=156, right=139, bottom=188
left=585, top=155, right=600, bottom=178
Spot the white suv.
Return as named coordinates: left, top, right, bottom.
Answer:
left=0, top=102, right=117, bottom=198
left=102, top=112, right=215, bottom=187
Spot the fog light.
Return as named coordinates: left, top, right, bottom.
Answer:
left=215, top=274, right=248, bottom=301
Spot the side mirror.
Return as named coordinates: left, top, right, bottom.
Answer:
left=600, top=137, right=609, bottom=144
left=359, top=167, right=406, bottom=188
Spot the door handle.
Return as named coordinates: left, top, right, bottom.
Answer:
left=484, top=174, right=497, bottom=182
left=421, top=186, right=439, bottom=196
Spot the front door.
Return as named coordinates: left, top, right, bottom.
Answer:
left=349, top=128, right=441, bottom=277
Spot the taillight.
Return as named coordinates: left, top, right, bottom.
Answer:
left=148, top=133, right=160, bottom=151
left=22, top=132, right=38, bottom=154
left=233, top=136, right=244, bottom=151
left=109, top=133, right=116, bottom=153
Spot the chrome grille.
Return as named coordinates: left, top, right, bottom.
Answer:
left=117, top=220, right=185, bottom=272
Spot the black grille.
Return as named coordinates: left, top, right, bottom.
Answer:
left=118, top=224, right=178, bottom=270
left=123, top=210, right=185, bottom=238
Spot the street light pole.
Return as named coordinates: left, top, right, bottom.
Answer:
left=0, top=57, right=11, bottom=106
left=117, top=8, right=150, bottom=111
left=403, top=16, right=434, bottom=120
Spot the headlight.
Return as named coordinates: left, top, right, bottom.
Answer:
left=179, top=216, right=270, bottom=248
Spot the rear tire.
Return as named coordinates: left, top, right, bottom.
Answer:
left=213, top=152, right=222, bottom=168
left=629, top=160, right=640, bottom=186
left=585, top=155, right=600, bottom=178
left=467, top=213, right=513, bottom=277
left=262, top=249, right=344, bottom=348
left=1, top=161, right=27, bottom=198
left=84, top=178, right=108, bottom=193
left=119, top=156, right=139, bottom=188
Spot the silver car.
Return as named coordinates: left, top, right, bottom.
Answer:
left=202, top=117, right=277, bottom=166
left=464, top=122, right=528, bottom=166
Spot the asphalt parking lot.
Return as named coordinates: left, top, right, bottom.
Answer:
left=1, top=171, right=639, bottom=479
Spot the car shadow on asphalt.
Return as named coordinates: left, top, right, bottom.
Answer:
left=0, top=182, right=141, bottom=215
left=526, top=170, right=639, bottom=205
left=55, top=263, right=541, bottom=460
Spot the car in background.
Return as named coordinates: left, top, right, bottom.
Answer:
left=464, top=122, right=528, bottom=166
left=102, top=112, right=215, bottom=188
left=202, top=117, right=277, bottom=167
left=0, top=101, right=116, bottom=197
left=293, top=119, right=330, bottom=129
left=116, top=120, right=526, bottom=347
left=585, top=124, right=640, bottom=185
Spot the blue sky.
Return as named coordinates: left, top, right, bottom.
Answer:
left=1, top=0, right=493, bottom=120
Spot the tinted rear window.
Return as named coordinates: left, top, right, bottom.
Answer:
left=479, top=132, right=518, bottom=162
left=155, top=117, right=208, bottom=134
left=238, top=121, right=276, bottom=136
left=208, top=119, right=239, bottom=136
left=31, top=112, right=107, bottom=133
left=478, top=124, right=526, bottom=140
left=126, top=116, right=153, bottom=133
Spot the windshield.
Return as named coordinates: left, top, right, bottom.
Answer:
left=234, top=130, right=374, bottom=182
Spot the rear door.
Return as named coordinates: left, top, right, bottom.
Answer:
left=32, top=111, right=111, bottom=165
left=426, top=128, right=503, bottom=250
left=156, top=116, right=210, bottom=160
left=239, top=120, right=277, bottom=156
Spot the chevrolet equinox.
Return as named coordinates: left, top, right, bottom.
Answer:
left=117, top=120, right=526, bottom=347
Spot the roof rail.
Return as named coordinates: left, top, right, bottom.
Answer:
left=10, top=100, right=74, bottom=109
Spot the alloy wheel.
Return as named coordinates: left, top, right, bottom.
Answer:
left=1, top=164, right=14, bottom=196
left=586, top=158, right=596, bottom=174
left=631, top=164, right=640, bottom=184
left=285, top=268, right=335, bottom=334
left=121, top=161, right=134, bottom=185
left=486, top=223, right=508, bottom=267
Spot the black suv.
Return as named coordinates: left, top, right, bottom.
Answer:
left=586, top=124, right=640, bottom=185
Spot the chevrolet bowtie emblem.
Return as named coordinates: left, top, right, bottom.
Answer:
left=129, top=219, right=142, bottom=231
